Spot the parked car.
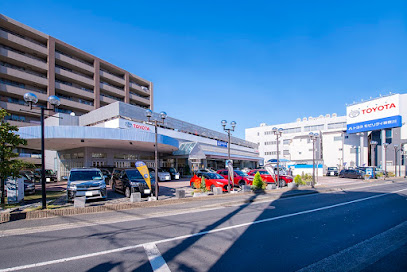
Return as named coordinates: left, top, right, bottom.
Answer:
left=110, top=168, right=158, bottom=198
left=326, top=167, right=339, bottom=176
left=67, top=168, right=107, bottom=202
left=19, top=170, right=35, bottom=181
left=216, top=169, right=254, bottom=187
left=148, top=168, right=171, bottom=181
left=190, top=172, right=229, bottom=192
left=339, top=169, right=365, bottom=179
left=100, top=168, right=112, bottom=183
left=247, top=169, right=294, bottom=186
left=22, top=176, right=35, bottom=195
left=161, top=167, right=180, bottom=180
left=34, top=169, right=57, bottom=182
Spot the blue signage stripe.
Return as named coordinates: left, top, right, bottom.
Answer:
left=347, top=115, right=402, bottom=134
left=217, top=141, right=228, bottom=148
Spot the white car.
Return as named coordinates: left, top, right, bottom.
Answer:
left=149, top=168, right=171, bottom=181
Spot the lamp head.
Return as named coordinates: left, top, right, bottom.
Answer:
left=230, top=121, right=236, bottom=129
left=145, top=109, right=152, bottom=118
left=159, top=111, right=167, bottom=120
left=48, top=95, right=61, bottom=107
left=371, top=140, right=378, bottom=145
left=278, top=128, right=283, bottom=134
left=23, top=92, right=38, bottom=107
left=221, top=120, right=227, bottom=128
left=272, top=127, right=277, bottom=132
left=309, top=132, right=314, bottom=138
left=383, top=143, right=389, bottom=148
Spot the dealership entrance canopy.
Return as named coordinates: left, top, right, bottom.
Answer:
left=17, top=102, right=261, bottom=178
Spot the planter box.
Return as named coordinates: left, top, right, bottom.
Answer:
left=193, top=192, right=209, bottom=197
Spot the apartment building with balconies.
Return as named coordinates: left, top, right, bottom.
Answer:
left=0, top=14, right=153, bottom=128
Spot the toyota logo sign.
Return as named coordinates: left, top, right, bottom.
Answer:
left=348, top=110, right=360, bottom=118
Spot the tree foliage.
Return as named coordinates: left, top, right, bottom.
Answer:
left=252, top=171, right=265, bottom=190
left=0, top=109, right=32, bottom=203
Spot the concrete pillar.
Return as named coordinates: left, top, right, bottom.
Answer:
left=124, top=72, right=130, bottom=103
left=94, top=59, right=100, bottom=109
left=47, top=37, right=55, bottom=107
left=381, top=129, right=386, bottom=168
left=359, top=132, right=366, bottom=166
left=149, top=81, right=154, bottom=110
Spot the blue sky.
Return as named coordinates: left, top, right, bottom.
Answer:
left=2, top=0, right=407, bottom=138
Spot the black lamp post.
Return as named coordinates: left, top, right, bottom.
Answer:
left=383, top=143, right=389, bottom=179
left=24, top=92, right=60, bottom=209
left=221, top=120, right=236, bottom=193
left=145, top=109, right=167, bottom=200
left=309, top=132, right=319, bottom=188
left=394, top=144, right=399, bottom=177
left=272, top=127, right=283, bottom=187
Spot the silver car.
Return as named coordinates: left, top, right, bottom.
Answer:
left=67, top=168, right=107, bottom=202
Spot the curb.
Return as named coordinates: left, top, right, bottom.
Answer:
left=0, top=187, right=314, bottom=224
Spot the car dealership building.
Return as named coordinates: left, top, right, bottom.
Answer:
left=17, top=102, right=261, bottom=179
left=246, top=93, right=407, bottom=175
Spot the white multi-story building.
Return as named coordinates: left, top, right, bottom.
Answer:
left=246, top=93, right=407, bottom=176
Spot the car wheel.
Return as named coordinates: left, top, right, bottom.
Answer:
left=239, top=180, right=246, bottom=188
left=280, top=179, right=286, bottom=187
left=211, top=185, right=215, bottom=192
left=125, top=187, right=131, bottom=198
left=112, top=181, right=116, bottom=192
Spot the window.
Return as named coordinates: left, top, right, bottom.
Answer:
left=328, top=122, right=346, bottom=129
left=283, top=150, right=290, bottom=155
left=283, top=139, right=290, bottom=145
left=304, top=124, right=324, bottom=132
left=283, top=127, right=301, bottom=134
left=92, top=153, right=107, bottom=158
left=334, top=136, right=342, bottom=141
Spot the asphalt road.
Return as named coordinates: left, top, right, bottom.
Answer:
left=1, top=181, right=407, bottom=271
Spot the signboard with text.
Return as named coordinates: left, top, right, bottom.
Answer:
left=217, top=141, right=228, bottom=148
left=346, top=94, right=401, bottom=133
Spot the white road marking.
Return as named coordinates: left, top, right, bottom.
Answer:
left=143, top=243, right=171, bottom=272
left=1, top=187, right=406, bottom=272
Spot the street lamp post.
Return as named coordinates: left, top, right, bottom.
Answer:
left=272, top=127, right=283, bottom=187
left=221, top=120, right=236, bottom=193
left=383, top=143, right=389, bottom=179
left=309, top=132, right=319, bottom=188
left=370, top=141, right=378, bottom=167
left=394, top=144, right=399, bottom=177
left=145, top=109, right=167, bottom=200
left=23, top=92, right=60, bottom=209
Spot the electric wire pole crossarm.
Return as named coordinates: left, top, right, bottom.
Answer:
left=221, top=120, right=236, bottom=193
left=145, top=109, right=167, bottom=200
left=23, top=92, right=61, bottom=209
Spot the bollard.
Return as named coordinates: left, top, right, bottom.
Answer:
left=241, top=185, right=251, bottom=192
left=74, top=196, right=86, bottom=208
left=176, top=189, right=186, bottom=199
left=287, top=183, right=298, bottom=190
left=212, top=187, right=223, bottom=195
left=266, top=184, right=277, bottom=190
left=130, top=192, right=142, bottom=202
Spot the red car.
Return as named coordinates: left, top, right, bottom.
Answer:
left=190, top=172, right=229, bottom=192
left=216, top=169, right=253, bottom=187
left=247, top=169, right=293, bottom=186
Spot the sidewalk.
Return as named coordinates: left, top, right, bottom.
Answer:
left=1, top=177, right=405, bottom=226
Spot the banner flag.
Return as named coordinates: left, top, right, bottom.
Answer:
left=135, top=161, right=151, bottom=190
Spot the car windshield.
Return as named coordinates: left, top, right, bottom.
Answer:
left=204, top=173, right=224, bottom=180
left=234, top=170, right=248, bottom=176
left=328, top=167, right=337, bottom=170
left=126, top=169, right=144, bottom=179
left=69, top=170, right=103, bottom=182
left=45, top=170, right=55, bottom=175
left=259, top=171, right=269, bottom=175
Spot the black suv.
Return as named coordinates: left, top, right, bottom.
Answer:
left=110, top=168, right=158, bottom=198
left=161, top=167, right=180, bottom=180
left=34, top=169, right=57, bottom=182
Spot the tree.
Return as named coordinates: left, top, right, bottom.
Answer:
left=252, top=171, right=265, bottom=190
left=0, top=109, right=29, bottom=205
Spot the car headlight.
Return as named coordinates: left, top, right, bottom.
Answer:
left=99, top=182, right=106, bottom=188
left=130, top=182, right=139, bottom=186
left=216, top=182, right=224, bottom=185
left=68, top=184, right=76, bottom=190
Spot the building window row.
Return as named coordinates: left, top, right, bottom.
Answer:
left=0, top=77, right=47, bottom=94
left=55, top=49, right=93, bottom=66
left=264, top=151, right=280, bottom=156
left=129, top=91, right=149, bottom=98
left=304, top=124, right=325, bottom=132
left=283, top=139, right=290, bottom=145
left=0, top=27, right=47, bottom=47
left=0, top=44, right=46, bottom=63
left=56, top=78, right=93, bottom=93
left=100, top=81, right=123, bottom=91
left=100, top=92, right=123, bottom=102
left=283, top=127, right=301, bottom=134
left=264, top=141, right=280, bottom=145
left=56, top=64, right=93, bottom=79
left=328, top=122, right=346, bottom=129
left=100, top=68, right=124, bottom=79
left=0, top=61, right=46, bottom=78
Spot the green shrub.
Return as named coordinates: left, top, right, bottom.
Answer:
left=376, top=172, right=383, bottom=178
left=252, top=172, right=265, bottom=190
left=200, top=176, right=208, bottom=192
left=294, top=175, right=306, bottom=186
left=387, top=171, right=395, bottom=177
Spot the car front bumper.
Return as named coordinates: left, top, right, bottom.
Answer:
left=67, top=188, right=107, bottom=201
